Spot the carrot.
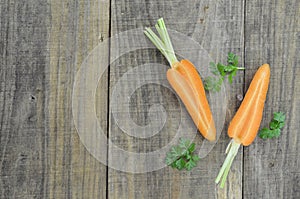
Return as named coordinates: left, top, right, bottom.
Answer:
left=144, top=18, right=216, bottom=141
left=167, top=60, right=216, bottom=141
left=215, top=64, right=270, bottom=188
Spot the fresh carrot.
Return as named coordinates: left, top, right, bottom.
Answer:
left=144, top=18, right=216, bottom=141
left=167, top=65, right=215, bottom=141
left=215, top=64, right=270, bottom=188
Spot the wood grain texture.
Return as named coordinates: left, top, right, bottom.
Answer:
left=0, top=0, right=50, bottom=198
left=1, top=0, right=299, bottom=198
left=243, top=0, right=300, bottom=198
left=108, top=0, right=245, bottom=198
left=48, top=0, right=110, bottom=198
left=0, top=0, right=110, bottom=198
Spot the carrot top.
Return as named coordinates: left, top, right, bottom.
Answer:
left=144, top=18, right=178, bottom=66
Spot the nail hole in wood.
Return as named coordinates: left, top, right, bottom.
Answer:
left=30, top=95, right=36, bottom=101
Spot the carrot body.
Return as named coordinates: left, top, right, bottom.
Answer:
left=167, top=60, right=216, bottom=141
left=216, top=64, right=271, bottom=188
left=228, top=64, right=270, bottom=146
left=144, top=18, right=216, bottom=141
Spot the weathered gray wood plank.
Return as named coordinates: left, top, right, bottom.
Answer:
left=48, top=0, right=110, bottom=198
left=0, top=1, right=50, bottom=198
left=243, top=0, right=300, bottom=198
left=0, top=0, right=110, bottom=198
left=108, top=0, right=245, bottom=198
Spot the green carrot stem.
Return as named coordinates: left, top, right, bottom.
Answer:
left=144, top=18, right=178, bottom=66
left=215, top=139, right=241, bottom=188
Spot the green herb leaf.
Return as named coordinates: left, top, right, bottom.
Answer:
left=179, top=138, right=191, bottom=150
left=227, top=52, right=239, bottom=67
left=186, top=154, right=192, bottom=160
left=259, top=112, right=286, bottom=139
left=185, top=159, right=197, bottom=171
left=165, top=138, right=200, bottom=171
left=170, top=161, right=177, bottom=168
left=204, top=52, right=244, bottom=92
left=192, top=155, right=200, bottom=162
left=209, top=62, right=219, bottom=75
left=166, top=155, right=176, bottom=166
left=217, top=63, right=227, bottom=76
left=272, top=129, right=281, bottom=138
left=259, top=128, right=271, bottom=139
left=269, top=120, right=279, bottom=130
left=204, top=76, right=224, bottom=92
left=175, top=158, right=186, bottom=170
left=228, top=72, right=234, bottom=84
left=273, top=112, right=286, bottom=123
left=188, top=143, right=196, bottom=153
left=278, top=122, right=285, bottom=129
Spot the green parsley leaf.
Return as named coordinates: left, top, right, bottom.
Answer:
left=188, top=143, right=196, bottom=153
left=166, top=155, right=176, bottom=166
left=192, top=155, right=200, bottom=162
left=185, top=159, right=197, bottom=171
left=204, top=52, right=244, bottom=92
left=209, top=62, right=219, bottom=75
left=227, top=52, right=239, bottom=66
left=269, top=120, right=279, bottom=130
left=165, top=138, right=200, bottom=171
left=175, top=158, right=186, bottom=170
left=204, top=76, right=224, bottom=92
left=228, top=72, right=234, bottom=84
left=259, top=112, right=286, bottom=139
left=217, top=63, right=227, bottom=76
left=170, top=161, right=177, bottom=168
left=278, top=122, right=285, bottom=129
left=272, top=129, right=281, bottom=138
left=259, top=128, right=271, bottom=139
left=273, top=112, right=286, bottom=123
left=179, top=138, right=191, bottom=150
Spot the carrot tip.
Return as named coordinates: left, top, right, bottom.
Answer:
left=204, top=126, right=216, bottom=141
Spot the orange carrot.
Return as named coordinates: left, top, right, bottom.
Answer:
left=144, top=18, right=216, bottom=141
left=167, top=62, right=216, bottom=141
left=216, top=64, right=270, bottom=188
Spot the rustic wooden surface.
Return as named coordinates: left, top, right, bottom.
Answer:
left=0, top=0, right=299, bottom=199
left=243, top=0, right=300, bottom=198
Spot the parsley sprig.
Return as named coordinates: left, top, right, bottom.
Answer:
left=165, top=138, right=200, bottom=171
left=204, top=52, right=245, bottom=92
left=259, top=112, right=286, bottom=139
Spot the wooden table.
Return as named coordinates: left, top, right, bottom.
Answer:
left=1, top=0, right=299, bottom=198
